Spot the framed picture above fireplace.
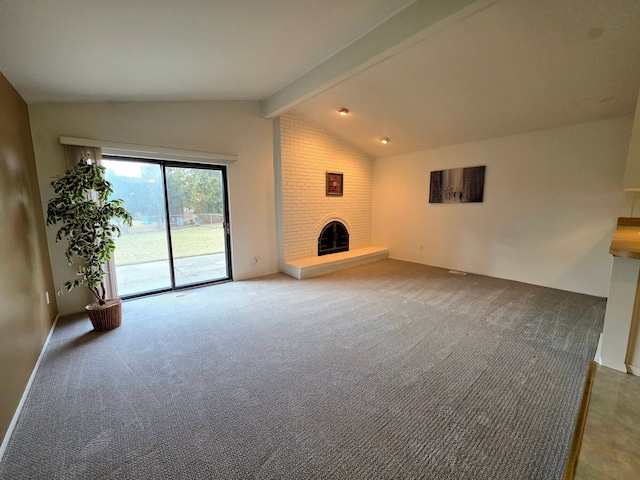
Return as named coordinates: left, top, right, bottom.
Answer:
left=326, top=172, right=343, bottom=196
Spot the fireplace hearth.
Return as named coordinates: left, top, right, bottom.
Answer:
left=318, top=221, right=349, bottom=256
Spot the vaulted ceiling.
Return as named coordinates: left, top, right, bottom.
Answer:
left=1, top=0, right=639, bottom=157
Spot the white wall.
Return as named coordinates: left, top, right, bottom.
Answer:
left=279, top=112, right=374, bottom=260
left=29, top=101, right=277, bottom=315
left=373, top=116, right=633, bottom=297
left=623, top=89, right=640, bottom=190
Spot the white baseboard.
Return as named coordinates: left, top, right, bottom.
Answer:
left=627, top=364, right=640, bottom=376
left=594, top=332, right=603, bottom=365
left=0, top=314, right=59, bottom=462
left=599, top=357, right=628, bottom=373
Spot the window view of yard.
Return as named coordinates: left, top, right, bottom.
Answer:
left=113, top=221, right=225, bottom=266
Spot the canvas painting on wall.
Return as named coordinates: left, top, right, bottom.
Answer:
left=429, top=165, right=485, bottom=203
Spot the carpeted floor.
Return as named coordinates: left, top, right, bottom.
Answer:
left=0, top=259, right=605, bottom=479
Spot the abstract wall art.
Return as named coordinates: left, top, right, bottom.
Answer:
left=429, top=165, right=485, bottom=204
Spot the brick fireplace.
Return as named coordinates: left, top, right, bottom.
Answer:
left=276, top=112, right=387, bottom=279
left=277, top=112, right=374, bottom=262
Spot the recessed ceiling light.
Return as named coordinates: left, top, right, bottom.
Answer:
left=337, top=107, right=350, bottom=116
left=379, top=137, right=390, bottom=144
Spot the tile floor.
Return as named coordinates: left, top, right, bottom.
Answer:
left=574, top=365, right=640, bottom=479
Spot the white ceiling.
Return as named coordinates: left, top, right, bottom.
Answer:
left=0, top=0, right=414, bottom=102
left=293, top=0, right=640, bottom=156
left=1, top=0, right=639, bottom=158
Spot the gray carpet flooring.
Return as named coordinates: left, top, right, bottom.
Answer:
left=0, top=259, right=605, bottom=479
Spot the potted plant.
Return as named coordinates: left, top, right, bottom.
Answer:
left=46, top=156, right=132, bottom=331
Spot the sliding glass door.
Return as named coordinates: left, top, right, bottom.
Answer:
left=103, top=158, right=231, bottom=297
left=165, top=165, right=229, bottom=287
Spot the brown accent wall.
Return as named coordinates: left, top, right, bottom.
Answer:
left=0, top=71, right=57, bottom=443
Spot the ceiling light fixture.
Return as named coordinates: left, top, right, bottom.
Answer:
left=379, top=137, right=390, bottom=144
left=337, top=107, right=350, bottom=116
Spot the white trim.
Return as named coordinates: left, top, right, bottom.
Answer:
left=272, top=117, right=285, bottom=272
left=60, top=136, right=237, bottom=164
left=600, top=356, right=628, bottom=373
left=0, top=315, right=60, bottom=462
left=628, top=364, right=640, bottom=376
left=594, top=332, right=603, bottom=365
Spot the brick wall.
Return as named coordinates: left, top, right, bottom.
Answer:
left=279, top=112, right=374, bottom=260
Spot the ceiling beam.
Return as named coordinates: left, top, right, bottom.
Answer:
left=261, top=0, right=499, bottom=118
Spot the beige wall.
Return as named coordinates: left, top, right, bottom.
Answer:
left=279, top=112, right=374, bottom=261
left=373, top=116, right=633, bottom=297
left=28, top=101, right=277, bottom=315
left=0, top=72, right=57, bottom=443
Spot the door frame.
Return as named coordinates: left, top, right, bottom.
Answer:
left=102, top=155, right=233, bottom=299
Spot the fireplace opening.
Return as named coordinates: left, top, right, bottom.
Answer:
left=318, top=221, right=349, bottom=256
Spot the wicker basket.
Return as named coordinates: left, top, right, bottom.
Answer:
left=85, top=298, right=122, bottom=332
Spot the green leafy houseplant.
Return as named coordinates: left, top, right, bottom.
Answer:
left=46, top=157, right=132, bottom=311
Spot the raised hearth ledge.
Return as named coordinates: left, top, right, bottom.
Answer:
left=283, top=247, right=389, bottom=280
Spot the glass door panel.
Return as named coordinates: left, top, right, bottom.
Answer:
left=103, top=160, right=172, bottom=296
left=165, top=166, right=228, bottom=287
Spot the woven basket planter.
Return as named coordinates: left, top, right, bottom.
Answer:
left=85, top=298, right=122, bottom=332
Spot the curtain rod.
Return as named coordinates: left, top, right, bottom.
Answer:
left=59, top=136, right=237, bottom=164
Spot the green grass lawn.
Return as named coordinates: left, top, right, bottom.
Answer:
left=114, top=224, right=225, bottom=266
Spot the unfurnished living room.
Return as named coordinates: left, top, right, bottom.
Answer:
left=1, top=1, right=640, bottom=479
